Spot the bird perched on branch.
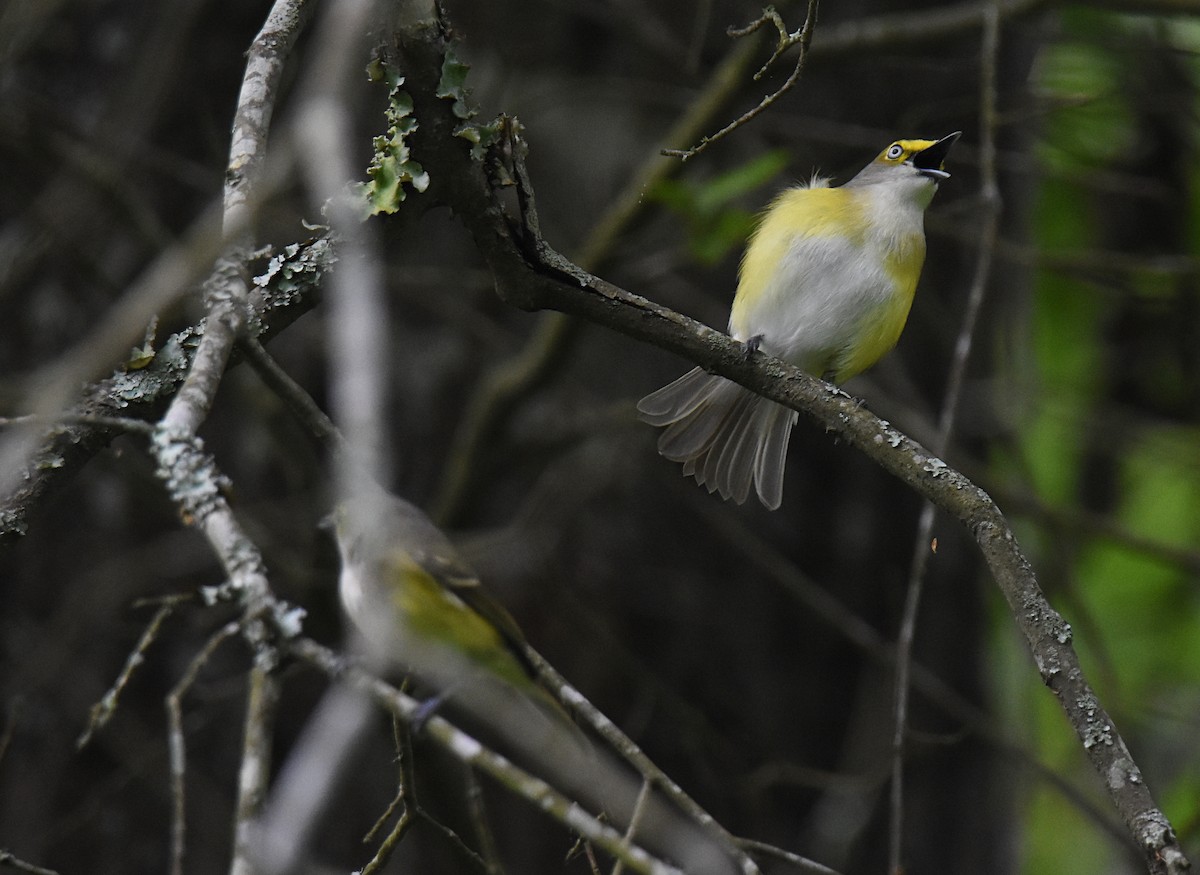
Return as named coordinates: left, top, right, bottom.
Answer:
left=639, top=132, right=960, bottom=510
left=329, top=488, right=566, bottom=726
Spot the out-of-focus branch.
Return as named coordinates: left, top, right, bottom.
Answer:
left=0, top=849, right=60, bottom=875
left=0, top=233, right=333, bottom=549
left=166, top=621, right=243, bottom=875
left=229, top=666, right=282, bottom=875
left=889, top=4, right=1004, bottom=871
left=0, top=0, right=315, bottom=547
left=294, top=0, right=392, bottom=496
left=392, top=17, right=1190, bottom=871
left=811, top=0, right=1045, bottom=58
left=289, top=637, right=695, bottom=875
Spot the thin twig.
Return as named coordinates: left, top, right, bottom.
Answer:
left=0, top=413, right=154, bottom=437
left=229, top=666, right=282, bottom=875
left=525, top=650, right=761, bottom=874
left=888, top=4, right=1003, bottom=872
left=238, top=335, right=347, bottom=455
left=663, top=0, right=819, bottom=162
left=295, top=0, right=392, bottom=496
left=166, top=620, right=242, bottom=875
left=737, top=839, right=843, bottom=875
left=78, top=602, right=178, bottom=749
left=363, top=717, right=410, bottom=844
left=612, top=779, right=654, bottom=875
left=413, top=809, right=493, bottom=873
left=291, top=637, right=689, bottom=875
left=361, top=807, right=417, bottom=875
left=361, top=718, right=419, bottom=874
left=463, top=764, right=505, bottom=875
left=0, top=850, right=60, bottom=875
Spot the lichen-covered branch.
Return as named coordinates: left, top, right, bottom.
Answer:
left=0, top=235, right=333, bottom=548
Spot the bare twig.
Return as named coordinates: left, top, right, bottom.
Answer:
left=411, top=809, right=492, bottom=873
left=612, top=779, right=655, bottom=875
left=0, top=850, right=60, bottom=875
left=290, top=638, right=690, bottom=875
left=0, top=413, right=154, bottom=437
left=463, top=765, right=505, bottom=875
left=77, top=602, right=179, bottom=749
left=360, top=718, right=426, bottom=873
left=229, top=667, right=282, bottom=875
left=294, top=0, right=392, bottom=496
left=360, top=806, right=418, bottom=875
left=736, top=840, right=842, bottom=875
left=362, top=720, right=409, bottom=844
left=166, top=620, right=242, bottom=875
left=663, top=0, right=819, bottom=162
left=238, top=335, right=347, bottom=455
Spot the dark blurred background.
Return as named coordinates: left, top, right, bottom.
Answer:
left=1, top=0, right=1198, bottom=872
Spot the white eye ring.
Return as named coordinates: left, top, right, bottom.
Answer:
left=886, top=144, right=904, bottom=160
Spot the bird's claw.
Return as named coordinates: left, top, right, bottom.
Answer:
left=742, top=334, right=764, bottom=361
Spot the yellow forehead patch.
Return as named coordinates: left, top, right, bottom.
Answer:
left=876, top=139, right=939, bottom=165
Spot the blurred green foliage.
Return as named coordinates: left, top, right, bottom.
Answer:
left=651, top=150, right=790, bottom=264
left=996, top=8, right=1200, bottom=871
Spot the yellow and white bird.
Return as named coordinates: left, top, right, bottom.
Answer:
left=639, top=132, right=960, bottom=510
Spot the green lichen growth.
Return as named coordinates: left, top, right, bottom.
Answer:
left=436, top=49, right=472, bottom=120
left=435, top=47, right=500, bottom=161
left=109, top=329, right=198, bottom=407
left=358, top=63, right=430, bottom=217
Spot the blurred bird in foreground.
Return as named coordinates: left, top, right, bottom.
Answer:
left=639, top=132, right=960, bottom=509
left=330, top=487, right=743, bottom=875
left=330, top=488, right=565, bottom=726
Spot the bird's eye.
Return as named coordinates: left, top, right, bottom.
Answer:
left=886, top=144, right=905, bottom=160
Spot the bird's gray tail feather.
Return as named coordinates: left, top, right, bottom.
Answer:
left=637, top=367, right=796, bottom=510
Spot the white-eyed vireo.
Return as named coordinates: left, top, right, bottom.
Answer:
left=639, top=132, right=960, bottom=510
left=329, top=488, right=566, bottom=727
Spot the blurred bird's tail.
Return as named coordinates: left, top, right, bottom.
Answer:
left=637, top=367, right=796, bottom=510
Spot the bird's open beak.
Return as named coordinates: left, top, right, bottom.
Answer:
left=913, top=131, right=961, bottom=180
